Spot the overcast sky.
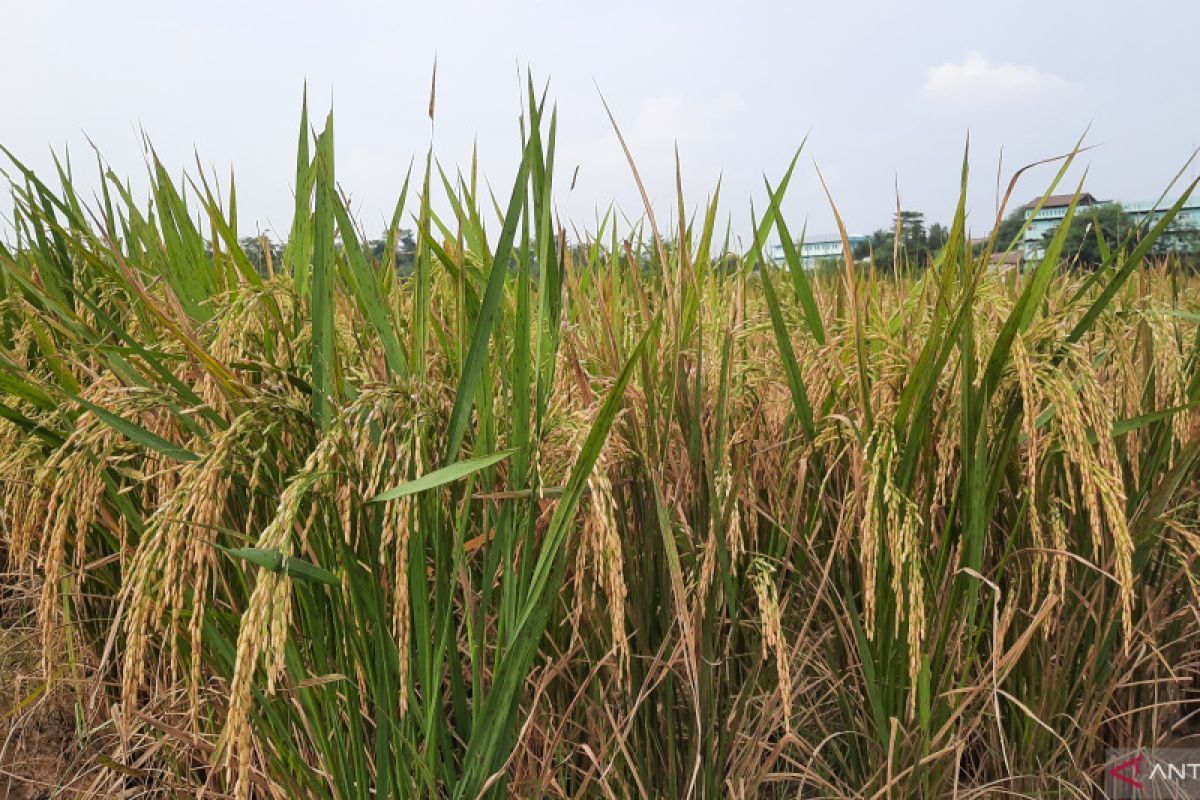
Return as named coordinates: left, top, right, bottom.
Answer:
left=4, top=0, right=1199, bottom=245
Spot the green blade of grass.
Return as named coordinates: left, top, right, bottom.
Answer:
left=310, top=113, right=337, bottom=431
left=442, top=134, right=536, bottom=463
left=372, top=450, right=515, bottom=502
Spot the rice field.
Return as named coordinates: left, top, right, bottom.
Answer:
left=1, top=88, right=1199, bottom=798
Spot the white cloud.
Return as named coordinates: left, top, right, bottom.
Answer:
left=626, top=93, right=744, bottom=147
left=920, top=52, right=1077, bottom=105
left=559, top=92, right=745, bottom=192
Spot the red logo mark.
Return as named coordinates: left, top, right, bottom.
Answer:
left=1109, top=753, right=1144, bottom=789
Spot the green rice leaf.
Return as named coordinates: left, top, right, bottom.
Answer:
left=215, top=545, right=339, bottom=586
left=372, top=449, right=515, bottom=503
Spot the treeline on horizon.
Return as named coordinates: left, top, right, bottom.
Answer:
left=226, top=203, right=1200, bottom=279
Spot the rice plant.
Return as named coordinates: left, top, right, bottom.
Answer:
left=1, top=83, right=1199, bottom=798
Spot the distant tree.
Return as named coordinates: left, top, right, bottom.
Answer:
left=853, top=228, right=896, bottom=272
left=367, top=228, right=418, bottom=273
left=238, top=236, right=282, bottom=276
left=897, top=210, right=927, bottom=261
left=927, top=222, right=948, bottom=254
left=894, top=210, right=944, bottom=269
left=851, top=211, right=945, bottom=273
left=851, top=236, right=871, bottom=263
left=993, top=208, right=1027, bottom=250
left=399, top=229, right=416, bottom=257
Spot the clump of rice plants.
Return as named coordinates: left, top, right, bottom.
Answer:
left=1, top=85, right=1199, bottom=798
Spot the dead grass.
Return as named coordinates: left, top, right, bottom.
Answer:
left=0, top=588, right=88, bottom=799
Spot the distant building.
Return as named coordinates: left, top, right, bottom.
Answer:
left=767, top=234, right=868, bottom=269
left=1020, top=193, right=1098, bottom=261
left=987, top=249, right=1023, bottom=272
left=1121, top=198, right=1200, bottom=252
left=1020, top=193, right=1200, bottom=261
